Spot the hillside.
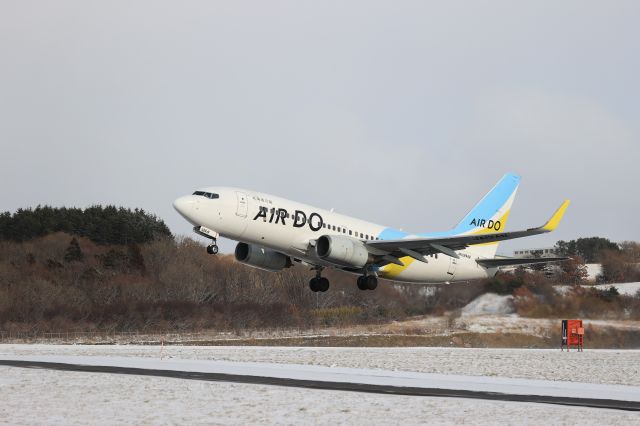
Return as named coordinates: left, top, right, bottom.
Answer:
left=1, top=208, right=639, bottom=342
left=0, top=232, right=444, bottom=333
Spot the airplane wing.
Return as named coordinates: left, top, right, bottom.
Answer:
left=365, top=200, right=570, bottom=263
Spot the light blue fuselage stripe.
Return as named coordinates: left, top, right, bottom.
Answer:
left=377, top=173, right=520, bottom=240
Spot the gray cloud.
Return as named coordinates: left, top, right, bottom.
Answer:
left=1, top=1, right=638, bottom=254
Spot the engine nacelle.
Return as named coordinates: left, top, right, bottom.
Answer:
left=315, top=235, right=371, bottom=268
left=234, top=242, right=291, bottom=272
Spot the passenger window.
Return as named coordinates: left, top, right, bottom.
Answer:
left=359, top=232, right=363, bottom=238
left=332, top=225, right=336, bottom=231
left=337, top=227, right=341, bottom=232
left=349, top=230, right=352, bottom=236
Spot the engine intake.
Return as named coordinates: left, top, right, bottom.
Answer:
left=315, top=235, right=371, bottom=268
left=234, top=243, right=291, bottom=272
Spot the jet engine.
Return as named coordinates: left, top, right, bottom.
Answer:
left=315, top=235, right=371, bottom=268
left=234, top=242, right=291, bottom=272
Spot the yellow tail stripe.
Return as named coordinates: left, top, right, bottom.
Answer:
left=379, top=256, right=415, bottom=279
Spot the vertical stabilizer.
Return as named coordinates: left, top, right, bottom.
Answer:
left=452, top=173, right=520, bottom=258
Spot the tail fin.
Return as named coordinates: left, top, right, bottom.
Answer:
left=453, top=173, right=520, bottom=257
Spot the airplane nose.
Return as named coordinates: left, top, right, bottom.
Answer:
left=173, top=196, right=195, bottom=216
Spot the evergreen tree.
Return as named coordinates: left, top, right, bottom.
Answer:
left=555, top=237, right=619, bottom=263
left=64, top=237, right=84, bottom=262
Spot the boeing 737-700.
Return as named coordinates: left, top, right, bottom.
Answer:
left=173, top=173, right=569, bottom=292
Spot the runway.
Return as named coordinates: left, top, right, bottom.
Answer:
left=2, top=359, right=639, bottom=412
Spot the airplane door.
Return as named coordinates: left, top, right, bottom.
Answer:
left=447, top=258, right=457, bottom=277
left=235, top=191, right=248, bottom=217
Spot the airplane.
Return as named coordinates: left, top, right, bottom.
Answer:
left=173, top=173, right=570, bottom=292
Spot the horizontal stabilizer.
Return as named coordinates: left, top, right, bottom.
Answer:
left=367, top=200, right=570, bottom=256
left=476, top=257, right=569, bottom=268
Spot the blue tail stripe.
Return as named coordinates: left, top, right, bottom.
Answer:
left=377, top=173, right=520, bottom=240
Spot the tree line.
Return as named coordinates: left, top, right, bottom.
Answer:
left=0, top=232, right=438, bottom=332
left=553, top=237, right=640, bottom=283
left=0, top=206, right=172, bottom=245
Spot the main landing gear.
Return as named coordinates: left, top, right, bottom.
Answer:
left=309, top=268, right=329, bottom=292
left=357, top=275, right=378, bottom=291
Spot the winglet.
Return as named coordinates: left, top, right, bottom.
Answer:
left=542, top=200, right=570, bottom=231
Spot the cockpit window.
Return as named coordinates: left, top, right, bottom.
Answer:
left=192, top=191, right=219, bottom=199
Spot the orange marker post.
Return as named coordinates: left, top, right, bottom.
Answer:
left=561, top=320, right=584, bottom=351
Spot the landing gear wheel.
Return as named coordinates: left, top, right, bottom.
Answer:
left=206, top=244, right=219, bottom=255
left=318, top=277, right=330, bottom=292
left=357, top=276, right=368, bottom=291
left=310, top=277, right=329, bottom=292
left=366, top=275, right=378, bottom=290
left=309, top=278, right=320, bottom=292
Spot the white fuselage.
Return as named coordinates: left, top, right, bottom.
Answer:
left=173, top=187, right=497, bottom=284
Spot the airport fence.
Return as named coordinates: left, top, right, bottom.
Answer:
left=0, top=327, right=356, bottom=344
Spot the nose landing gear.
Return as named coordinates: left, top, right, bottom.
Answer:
left=194, top=226, right=219, bottom=255
left=206, top=243, right=219, bottom=255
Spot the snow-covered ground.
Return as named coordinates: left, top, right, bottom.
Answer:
left=555, top=281, right=640, bottom=296
left=2, top=345, right=639, bottom=424
left=4, top=354, right=640, bottom=402
left=592, top=282, right=640, bottom=296
left=2, top=366, right=638, bottom=425
left=2, top=345, right=640, bottom=386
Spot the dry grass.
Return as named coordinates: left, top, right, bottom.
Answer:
left=6, top=318, right=639, bottom=348
left=175, top=333, right=552, bottom=348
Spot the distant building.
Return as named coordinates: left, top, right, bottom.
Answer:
left=513, top=247, right=558, bottom=258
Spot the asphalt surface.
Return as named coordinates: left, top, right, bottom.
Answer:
left=2, top=359, right=639, bottom=412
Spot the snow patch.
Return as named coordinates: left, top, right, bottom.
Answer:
left=462, top=293, right=515, bottom=316
left=586, top=264, right=602, bottom=281
left=555, top=282, right=640, bottom=297
left=592, top=282, right=640, bottom=296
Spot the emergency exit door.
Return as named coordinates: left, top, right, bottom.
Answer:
left=447, top=257, right=457, bottom=276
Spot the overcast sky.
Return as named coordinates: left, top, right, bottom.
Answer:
left=1, top=1, right=638, bottom=254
